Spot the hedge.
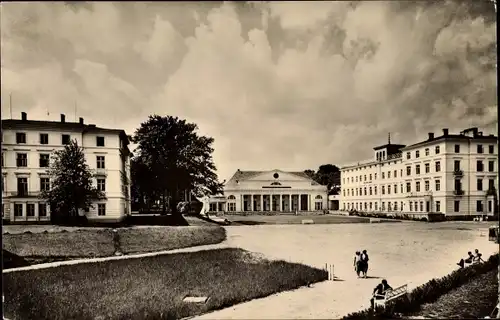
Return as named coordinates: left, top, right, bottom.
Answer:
left=343, top=253, right=500, bottom=319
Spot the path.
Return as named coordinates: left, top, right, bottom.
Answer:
left=3, top=242, right=231, bottom=273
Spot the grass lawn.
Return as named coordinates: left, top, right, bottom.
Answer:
left=223, top=214, right=397, bottom=225
left=4, top=248, right=327, bottom=320
left=3, top=226, right=227, bottom=265
left=410, top=269, right=499, bottom=319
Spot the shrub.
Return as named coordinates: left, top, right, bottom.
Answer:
left=343, top=254, right=499, bottom=319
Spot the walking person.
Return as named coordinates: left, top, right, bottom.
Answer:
left=354, top=251, right=362, bottom=278
left=360, top=250, right=370, bottom=278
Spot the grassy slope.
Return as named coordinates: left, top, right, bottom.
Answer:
left=412, top=269, right=498, bottom=319
left=3, top=226, right=227, bottom=262
left=4, top=248, right=327, bottom=320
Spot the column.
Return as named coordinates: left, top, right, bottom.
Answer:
left=35, top=202, right=39, bottom=221
left=250, top=195, right=254, bottom=211
left=288, top=195, right=291, bottom=212
left=308, top=194, right=312, bottom=211
left=299, top=195, right=302, bottom=211
left=278, top=194, right=281, bottom=211
left=260, top=195, right=264, bottom=212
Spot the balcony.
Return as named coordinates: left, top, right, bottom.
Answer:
left=8, top=191, right=40, bottom=198
left=453, top=190, right=465, bottom=196
left=453, top=169, right=463, bottom=177
left=95, top=168, right=107, bottom=176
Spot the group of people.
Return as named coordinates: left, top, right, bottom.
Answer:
left=456, top=249, right=484, bottom=268
left=353, top=250, right=370, bottom=278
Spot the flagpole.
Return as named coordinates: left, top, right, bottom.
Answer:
left=9, top=93, right=13, bottom=119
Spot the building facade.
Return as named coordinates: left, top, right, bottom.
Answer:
left=208, top=169, right=328, bottom=214
left=1, top=112, right=132, bottom=223
left=340, top=128, right=498, bottom=217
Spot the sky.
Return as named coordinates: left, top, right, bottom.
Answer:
left=1, top=1, right=497, bottom=182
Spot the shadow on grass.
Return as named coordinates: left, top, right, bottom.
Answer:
left=232, top=220, right=266, bottom=225
left=364, top=276, right=382, bottom=279
left=2, top=250, right=30, bottom=269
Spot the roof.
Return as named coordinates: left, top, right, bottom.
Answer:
left=401, top=134, right=498, bottom=150
left=1, top=119, right=130, bottom=144
left=227, top=170, right=312, bottom=183
left=373, top=144, right=406, bottom=151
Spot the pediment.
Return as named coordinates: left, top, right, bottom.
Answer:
left=246, top=170, right=313, bottom=183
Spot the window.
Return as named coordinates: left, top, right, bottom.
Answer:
left=39, top=154, right=50, bottom=168
left=476, top=200, right=483, bottom=212
left=410, top=202, right=413, bottom=211
left=356, top=176, right=358, bottom=182
left=416, top=181, right=420, bottom=192
left=425, top=163, right=430, bottom=173
left=435, top=146, right=440, bottom=154
left=27, top=203, right=35, bottom=217
left=477, top=144, right=483, bottom=154
left=14, top=203, right=23, bottom=217
left=425, top=148, right=429, bottom=156
left=374, top=173, right=377, bottom=180
left=97, top=179, right=106, bottom=192
left=489, top=179, right=495, bottom=190
left=382, top=202, right=385, bottom=210
left=425, top=180, right=430, bottom=191
left=374, top=186, right=377, bottom=195
left=454, top=160, right=461, bottom=171
left=388, top=171, right=391, bottom=178
left=96, top=136, right=105, bottom=147
left=388, top=185, right=391, bottom=194
left=16, top=153, right=27, bottom=167
left=364, top=187, right=367, bottom=196
left=228, top=203, right=236, bottom=211
left=1, top=152, right=4, bottom=167
left=454, top=144, right=460, bottom=153
left=382, top=186, right=385, bottom=194
left=435, top=180, right=441, bottom=191
left=40, top=133, right=49, bottom=145
left=454, top=201, right=460, bottom=213
left=16, top=132, right=26, bottom=144
left=406, top=166, right=411, bottom=176
left=364, top=175, right=366, bottom=181
left=394, top=170, right=397, bottom=178
left=394, top=202, right=398, bottom=210
left=415, top=150, right=420, bottom=158
left=416, top=165, right=420, bottom=175
left=489, top=145, right=494, bottom=154
left=98, top=203, right=106, bottom=216
left=369, top=187, right=372, bottom=195
left=435, top=161, right=441, bottom=172
left=489, top=201, right=493, bottom=212
left=97, top=156, right=106, bottom=169
left=400, top=184, right=403, bottom=193
left=488, top=160, right=494, bottom=172
left=420, top=201, right=423, bottom=212
left=406, top=182, right=411, bottom=192
left=477, top=178, right=483, bottom=191
left=39, top=203, right=47, bottom=216
left=375, top=202, right=378, bottom=210
left=436, top=201, right=441, bottom=212
left=62, top=134, right=71, bottom=145
left=406, top=152, right=411, bottom=160
left=369, top=202, right=373, bottom=210
left=17, top=177, right=28, bottom=195
left=394, top=184, right=398, bottom=194
left=476, top=160, right=483, bottom=172
left=315, top=202, right=323, bottom=210
left=382, top=172, right=385, bottom=179
left=369, top=174, right=372, bottom=180
left=40, top=178, right=50, bottom=191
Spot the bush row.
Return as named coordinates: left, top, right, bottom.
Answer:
left=342, top=253, right=500, bottom=319
left=348, top=210, right=444, bottom=222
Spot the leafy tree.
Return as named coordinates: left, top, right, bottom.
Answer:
left=304, top=164, right=341, bottom=195
left=132, top=115, right=224, bottom=215
left=40, top=140, right=105, bottom=224
left=130, top=157, right=160, bottom=212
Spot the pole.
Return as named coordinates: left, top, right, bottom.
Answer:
left=9, top=93, right=12, bottom=119
left=74, top=101, right=77, bottom=122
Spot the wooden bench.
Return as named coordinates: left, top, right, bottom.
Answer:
left=374, top=284, right=408, bottom=307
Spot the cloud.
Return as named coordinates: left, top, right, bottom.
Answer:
left=1, top=1, right=497, bottom=181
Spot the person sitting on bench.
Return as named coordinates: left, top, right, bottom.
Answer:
left=370, top=279, right=393, bottom=309
left=473, top=249, right=484, bottom=264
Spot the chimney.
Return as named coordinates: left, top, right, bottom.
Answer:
left=472, top=128, right=479, bottom=136
left=442, top=128, right=449, bottom=136
left=61, top=114, right=66, bottom=123
left=428, top=132, right=434, bottom=140
left=79, top=117, right=84, bottom=125
left=21, top=112, right=27, bottom=121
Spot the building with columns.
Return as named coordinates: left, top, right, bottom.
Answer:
left=340, top=127, right=498, bottom=218
left=208, top=169, right=328, bottom=214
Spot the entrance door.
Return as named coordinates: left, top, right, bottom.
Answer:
left=426, top=201, right=430, bottom=212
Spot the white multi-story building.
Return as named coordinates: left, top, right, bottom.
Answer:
left=340, top=128, right=498, bottom=218
left=1, top=112, right=132, bottom=223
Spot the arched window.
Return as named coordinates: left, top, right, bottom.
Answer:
left=315, top=195, right=323, bottom=200
left=227, top=195, right=236, bottom=200
left=271, top=182, right=281, bottom=186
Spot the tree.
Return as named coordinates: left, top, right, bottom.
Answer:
left=132, top=115, right=224, bottom=215
left=40, top=140, right=105, bottom=224
left=130, top=157, right=160, bottom=212
left=304, top=164, right=341, bottom=195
